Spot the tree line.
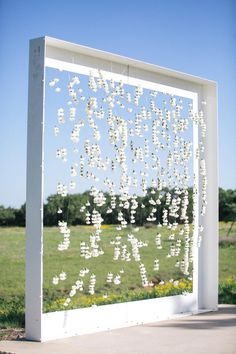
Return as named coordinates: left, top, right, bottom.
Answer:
left=0, top=187, right=235, bottom=227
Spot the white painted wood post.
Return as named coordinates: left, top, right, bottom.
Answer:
left=26, top=37, right=45, bottom=341
left=198, top=83, right=218, bottom=310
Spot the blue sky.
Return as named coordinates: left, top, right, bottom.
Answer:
left=0, top=0, right=235, bottom=207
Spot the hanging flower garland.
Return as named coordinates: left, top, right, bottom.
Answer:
left=47, top=68, right=207, bottom=307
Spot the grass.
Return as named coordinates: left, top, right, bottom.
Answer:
left=43, top=224, right=191, bottom=310
left=0, top=224, right=191, bottom=299
left=219, top=221, right=236, bottom=238
left=0, top=222, right=235, bottom=339
left=218, top=221, right=236, bottom=282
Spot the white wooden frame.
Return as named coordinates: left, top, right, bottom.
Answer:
left=26, top=36, right=218, bottom=342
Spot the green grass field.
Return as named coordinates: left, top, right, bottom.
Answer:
left=1, top=225, right=193, bottom=311
left=0, top=222, right=236, bottom=338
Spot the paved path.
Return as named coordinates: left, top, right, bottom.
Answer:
left=0, top=305, right=235, bottom=354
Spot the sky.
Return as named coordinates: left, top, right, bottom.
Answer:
left=0, top=0, right=235, bottom=208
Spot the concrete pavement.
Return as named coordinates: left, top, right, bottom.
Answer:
left=0, top=304, right=235, bottom=354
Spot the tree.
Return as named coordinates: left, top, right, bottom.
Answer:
left=15, top=203, right=25, bottom=226
left=1, top=187, right=236, bottom=227
left=0, top=205, right=16, bottom=226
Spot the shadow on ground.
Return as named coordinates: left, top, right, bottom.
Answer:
left=145, top=305, right=236, bottom=330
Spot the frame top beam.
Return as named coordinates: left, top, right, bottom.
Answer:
left=35, top=36, right=216, bottom=87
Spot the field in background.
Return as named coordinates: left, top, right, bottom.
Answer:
left=0, top=222, right=235, bottom=338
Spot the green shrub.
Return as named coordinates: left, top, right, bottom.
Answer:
left=219, top=278, right=236, bottom=304
left=0, top=296, right=25, bottom=329
left=44, top=279, right=192, bottom=312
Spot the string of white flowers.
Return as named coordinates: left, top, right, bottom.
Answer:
left=49, top=69, right=208, bottom=301
left=88, top=274, right=96, bottom=295
left=52, top=271, right=67, bottom=285
left=57, top=221, right=70, bottom=251
left=153, top=258, right=159, bottom=271
left=155, top=233, right=162, bottom=249
left=139, top=263, right=149, bottom=287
